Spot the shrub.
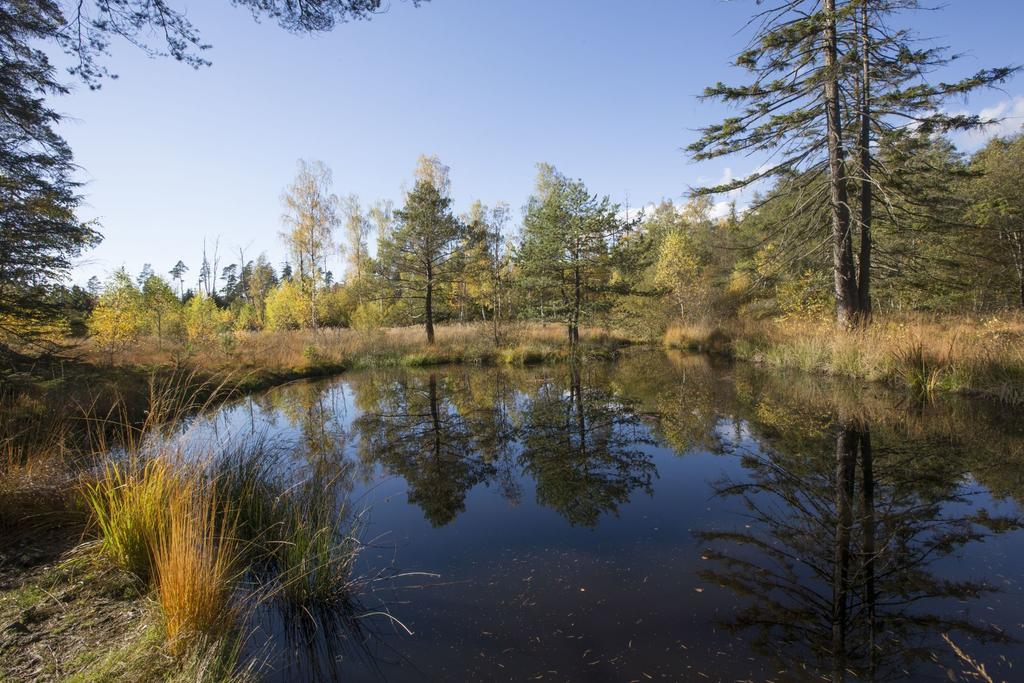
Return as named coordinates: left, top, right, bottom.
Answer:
left=90, top=270, right=147, bottom=360
left=264, top=280, right=306, bottom=331
left=234, top=302, right=262, bottom=332
left=183, top=294, right=232, bottom=344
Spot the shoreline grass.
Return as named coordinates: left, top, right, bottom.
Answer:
left=2, top=377, right=368, bottom=680
left=0, top=323, right=636, bottom=427
left=76, top=322, right=635, bottom=375
left=664, top=314, right=1024, bottom=404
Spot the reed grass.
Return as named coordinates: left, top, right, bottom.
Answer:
left=271, top=474, right=360, bottom=608
left=0, top=392, right=79, bottom=534
left=75, top=322, right=635, bottom=378
left=82, top=458, right=178, bottom=578
left=81, top=446, right=365, bottom=641
left=3, top=372, right=368, bottom=677
left=213, top=447, right=362, bottom=608
left=664, top=314, right=1024, bottom=403
left=153, top=488, right=240, bottom=653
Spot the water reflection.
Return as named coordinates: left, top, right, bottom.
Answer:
left=346, top=364, right=658, bottom=527
left=202, top=351, right=1024, bottom=681
left=352, top=372, right=499, bottom=526
left=518, top=363, right=656, bottom=527
left=697, top=417, right=1019, bottom=680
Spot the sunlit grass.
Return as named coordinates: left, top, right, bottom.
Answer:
left=73, top=322, right=635, bottom=377
left=82, top=458, right=178, bottom=578
left=3, top=372, right=368, bottom=677
left=665, top=314, right=1024, bottom=403
left=153, top=488, right=240, bottom=653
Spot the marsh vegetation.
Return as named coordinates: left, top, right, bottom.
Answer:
left=8, top=351, right=1024, bottom=680
left=3, top=1, right=1024, bottom=681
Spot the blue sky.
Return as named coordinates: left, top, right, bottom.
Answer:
left=58, top=0, right=1024, bottom=285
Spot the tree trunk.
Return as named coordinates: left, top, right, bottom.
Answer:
left=310, top=278, right=318, bottom=331
left=824, top=0, right=859, bottom=328
left=1014, top=238, right=1024, bottom=309
left=425, top=274, right=435, bottom=345
left=1019, top=264, right=1024, bottom=309
left=570, top=263, right=582, bottom=347
left=857, top=0, right=873, bottom=322
left=571, top=363, right=585, bottom=455
left=493, top=293, right=500, bottom=345
left=428, top=373, right=441, bottom=458
left=860, top=428, right=877, bottom=680
left=832, top=424, right=857, bottom=683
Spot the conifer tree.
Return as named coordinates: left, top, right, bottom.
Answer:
left=382, top=156, right=464, bottom=344
left=689, top=0, right=1016, bottom=326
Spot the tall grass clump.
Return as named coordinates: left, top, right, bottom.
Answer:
left=0, top=392, right=80, bottom=534
left=1, top=441, right=69, bottom=534
left=893, top=342, right=949, bottom=401
left=82, top=457, right=179, bottom=578
left=214, top=447, right=363, bottom=609
left=153, top=488, right=240, bottom=653
left=272, top=474, right=361, bottom=608
left=5, top=370, right=370, bottom=677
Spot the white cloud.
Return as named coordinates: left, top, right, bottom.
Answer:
left=709, top=201, right=734, bottom=220
left=623, top=163, right=768, bottom=225
left=617, top=202, right=659, bottom=222
left=950, top=96, right=1024, bottom=149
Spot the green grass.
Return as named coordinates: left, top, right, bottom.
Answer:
left=81, top=458, right=178, bottom=579
left=213, top=448, right=362, bottom=608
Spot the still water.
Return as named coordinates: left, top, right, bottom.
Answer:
left=193, top=350, right=1024, bottom=681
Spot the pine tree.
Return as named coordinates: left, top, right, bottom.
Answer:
left=689, top=0, right=1016, bottom=327
left=0, top=2, right=100, bottom=357
left=382, top=156, right=463, bottom=344
left=518, top=165, right=633, bottom=345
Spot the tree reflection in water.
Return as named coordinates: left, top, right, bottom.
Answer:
left=697, top=415, right=1020, bottom=681
left=353, top=372, right=497, bottom=526
left=518, top=363, right=656, bottom=527
left=209, top=352, right=1024, bottom=680
left=350, top=364, right=657, bottom=528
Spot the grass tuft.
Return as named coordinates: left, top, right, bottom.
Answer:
left=82, top=458, right=178, bottom=578
left=153, top=487, right=240, bottom=653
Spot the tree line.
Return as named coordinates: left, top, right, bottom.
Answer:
left=84, top=154, right=645, bottom=351
left=2, top=0, right=1022, bottom=365
left=83, top=123, right=1024, bottom=357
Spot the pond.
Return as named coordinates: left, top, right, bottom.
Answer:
left=188, top=350, right=1024, bottom=681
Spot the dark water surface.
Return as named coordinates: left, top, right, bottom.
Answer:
left=193, top=351, right=1024, bottom=681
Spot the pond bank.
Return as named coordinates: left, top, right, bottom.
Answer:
left=4, top=323, right=1023, bottom=680
left=665, top=315, right=1024, bottom=404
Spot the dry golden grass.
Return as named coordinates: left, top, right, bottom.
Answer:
left=0, top=393, right=80, bottom=534
left=73, top=322, right=633, bottom=378
left=1, top=372, right=365, bottom=676
left=153, top=488, right=240, bottom=653
left=665, top=313, right=1024, bottom=402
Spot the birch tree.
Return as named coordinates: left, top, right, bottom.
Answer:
left=280, top=160, right=340, bottom=330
